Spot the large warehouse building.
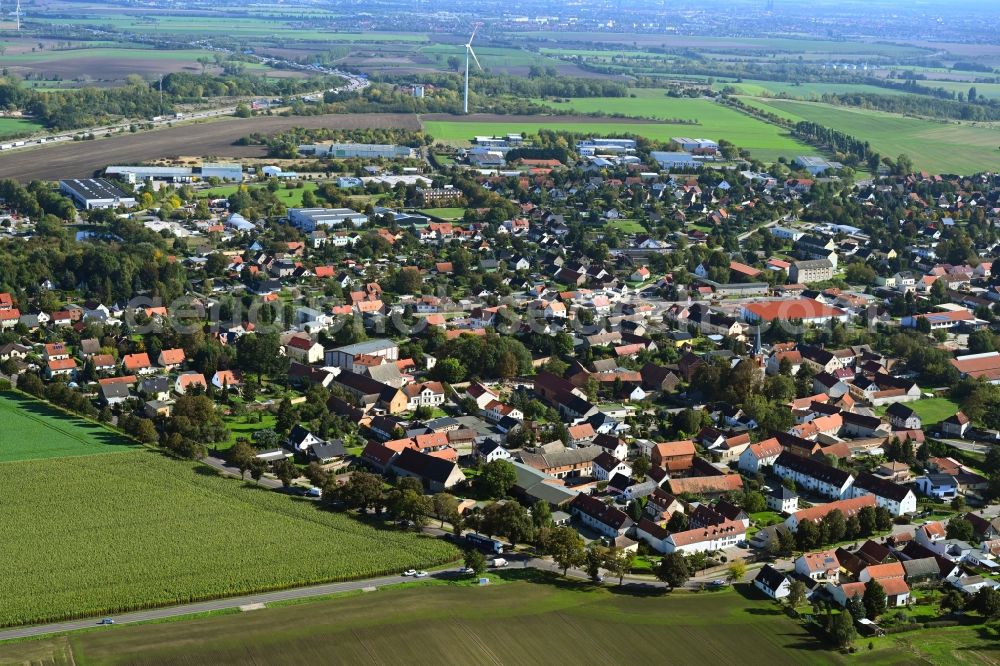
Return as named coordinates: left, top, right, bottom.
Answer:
left=59, top=179, right=137, bottom=210
left=200, top=163, right=244, bottom=182
left=287, top=208, right=368, bottom=231
left=298, top=143, right=416, bottom=159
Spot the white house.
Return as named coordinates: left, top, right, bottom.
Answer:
left=850, top=472, right=917, bottom=516
left=794, top=550, right=840, bottom=583
left=767, top=486, right=799, bottom=514
left=403, top=381, right=446, bottom=409
left=467, top=382, right=499, bottom=410
left=663, top=520, right=745, bottom=554
left=569, top=494, right=633, bottom=539
left=773, top=451, right=854, bottom=500
left=738, top=437, right=783, bottom=473
left=287, top=425, right=325, bottom=453
left=754, top=565, right=792, bottom=600
left=285, top=336, right=324, bottom=364
left=478, top=440, right=511, bottom=464
left=592, top=452, right=632, bottom=482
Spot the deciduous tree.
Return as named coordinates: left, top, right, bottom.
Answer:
left=542, top=526, right=586, bottom=576
left=655, top=552, right=690, bottom=590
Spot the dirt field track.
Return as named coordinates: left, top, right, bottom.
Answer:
left=0, top=114, right=422, bottom=181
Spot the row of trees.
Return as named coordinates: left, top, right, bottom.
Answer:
left=819, top=91, right=1000, bottom=123
left=792, top=506, right=895, bottom=552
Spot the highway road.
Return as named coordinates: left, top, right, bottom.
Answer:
left=0, top=41, right=368, bottom=156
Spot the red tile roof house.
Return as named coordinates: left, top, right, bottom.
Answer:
left=212, top=370, right=242, bottom=390
left=651, top=440, right=696, bottom=471
left=0, top=308, right=20, bottom=329
left=46, top=357, right=78, bottom=379
left=158, top=348, right=186, bottom=370
left=641, top=519, right=746, bottom=555
left=122, top=353, right=156, bottom=375
left=174, top=372, right=208, bottom=395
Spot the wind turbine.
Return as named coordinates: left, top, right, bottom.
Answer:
left=463, top=24, right=482, bottom=114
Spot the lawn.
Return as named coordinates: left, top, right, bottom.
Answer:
left=221, top=412, right=277, bottom=449
left=529, top=91, right=814, bottom=161
left=0, top=580, right=876, bottom=665
left=741, top=97, right=1000, bottom=174
left=0, top=392, right=138, bottom=462
left=0, top=449, right=456, bottom=627
left=0, top=117, right=43, bottom=138
left=419, top=207, right=466, bottom=220
left=200, top=182, right=319, bottom=207
left=866, top=621, right=1000, bottom=665
left=908, top=397, right=961, bottom=426
left=604, top=219, right=647, bottom=233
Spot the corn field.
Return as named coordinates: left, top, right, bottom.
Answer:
left=0, top=450, right=457, bottom=627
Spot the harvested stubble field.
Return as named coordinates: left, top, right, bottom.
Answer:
left=0, top=450, right=456, bottom=627
left=0, top=113, right=421, bottom=181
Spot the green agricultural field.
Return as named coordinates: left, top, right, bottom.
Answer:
left=0, top=392, right=138, bottom=463
left=0, top=47, right=219, bottom=63
left=0, top=117, right=42, bottom=138
left=915, top=79, right=1000, bottom=101
left=742, top=97, right=1000, bottom=174
left=418, top=44, right=560, bottom=70
left=0, top=580, right=898, bottom=665
left=43, top=16, right=429, bottom=42
left=527, top=92, right=813, bottom=161
left=511, top=31, right=931, bottom=58
left=715, top=79, right=914, bottom=99
left=0, top=449, right=456, bottom=627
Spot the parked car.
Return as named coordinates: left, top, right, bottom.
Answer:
left=403, top=569, right=417, bottom=576
left=414, top=571, right=429, bottom=578
left=98, top=618, right=115, bottom=625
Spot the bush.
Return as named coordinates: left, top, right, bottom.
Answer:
left=923, top=620, right=960, bottom=629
